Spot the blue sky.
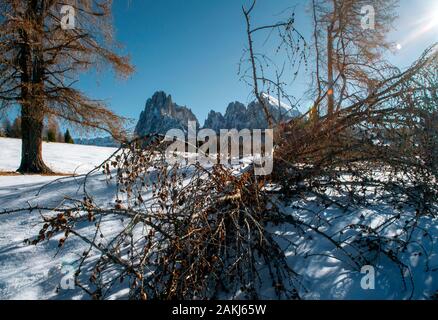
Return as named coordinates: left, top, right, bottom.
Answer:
left=6, top=0, right=437, bottom=134
left=80, top=0, right=312, bottom=129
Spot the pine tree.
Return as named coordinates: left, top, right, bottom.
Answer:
left=47, top=130, right=56, bottom=142
left=64, top=129, right=74, bottom=144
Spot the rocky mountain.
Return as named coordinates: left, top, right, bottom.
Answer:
left=134, top=91, right=301, bottom=137
left=203, top=110, right=225, bottom=133
left=204, top=93, right=301, bottom=132
left=135, top=91, right=199, bottom=136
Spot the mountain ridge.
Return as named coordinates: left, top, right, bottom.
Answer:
left=135, top=91, right=301, bottom=136
left=77, top=91, right=302, bottom=147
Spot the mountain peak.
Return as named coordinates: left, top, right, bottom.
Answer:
left=135, top=91, right=198, bottom=136
left=260, top=92, right=292, bottom=111
left=135, top=91, right=301, bottom=136
left=150, top=91, right=172, bottom=105
left=204, top=97, right=301, bottom=132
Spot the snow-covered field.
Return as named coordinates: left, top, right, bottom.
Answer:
left=0, top=138, right=119, bottom=300
left=0, top=137, right=437, bottom=300
left=0, top=137, right=117, bottom=175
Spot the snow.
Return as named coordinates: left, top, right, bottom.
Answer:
left=271, top=201, right=438, bottom=299
left=0, top=138, right=119, bottom=300
left=261, top=92, right=293, bottom=111
left=0, top=137, right=437, bottom=300
left=0, top=137, right=117, bottom=175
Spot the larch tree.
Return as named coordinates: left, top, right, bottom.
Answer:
left=0, top=0, right=133, bottom=173
left=310, top=0, right=398, bottom=117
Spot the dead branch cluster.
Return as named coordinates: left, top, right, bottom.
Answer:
left=1, top=0, right=437, bottom=300
left=273, top=45, right=438, bottom=212
left=267, top=45, right=438, bottom=297
left=16, top=135, right=301, bottom=300
left=1, top=45, right=435, bottom=300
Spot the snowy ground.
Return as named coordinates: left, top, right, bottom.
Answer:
left=0, top=137, right=437, bottom=300
left=0, top=138, right=119, bottom=299
left=0, top=137, right=117, bottom=175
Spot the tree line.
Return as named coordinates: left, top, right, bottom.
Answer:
left=0, top=116, right=74, bottom=144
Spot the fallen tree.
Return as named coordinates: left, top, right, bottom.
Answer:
left=2, top=44, right=437, bottom=301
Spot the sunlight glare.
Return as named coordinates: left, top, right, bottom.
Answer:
left=396, top=4, right=438, bottom=50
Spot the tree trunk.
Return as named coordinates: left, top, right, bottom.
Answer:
left=17, top=1, right=52, bottom=174
left=243, top=6, right=273, bottom=128
left=17, top=105, right=52, bottom=174
left=425, top=110, right=438, bottom=176
left=327, top=25, right=335, bottom=116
